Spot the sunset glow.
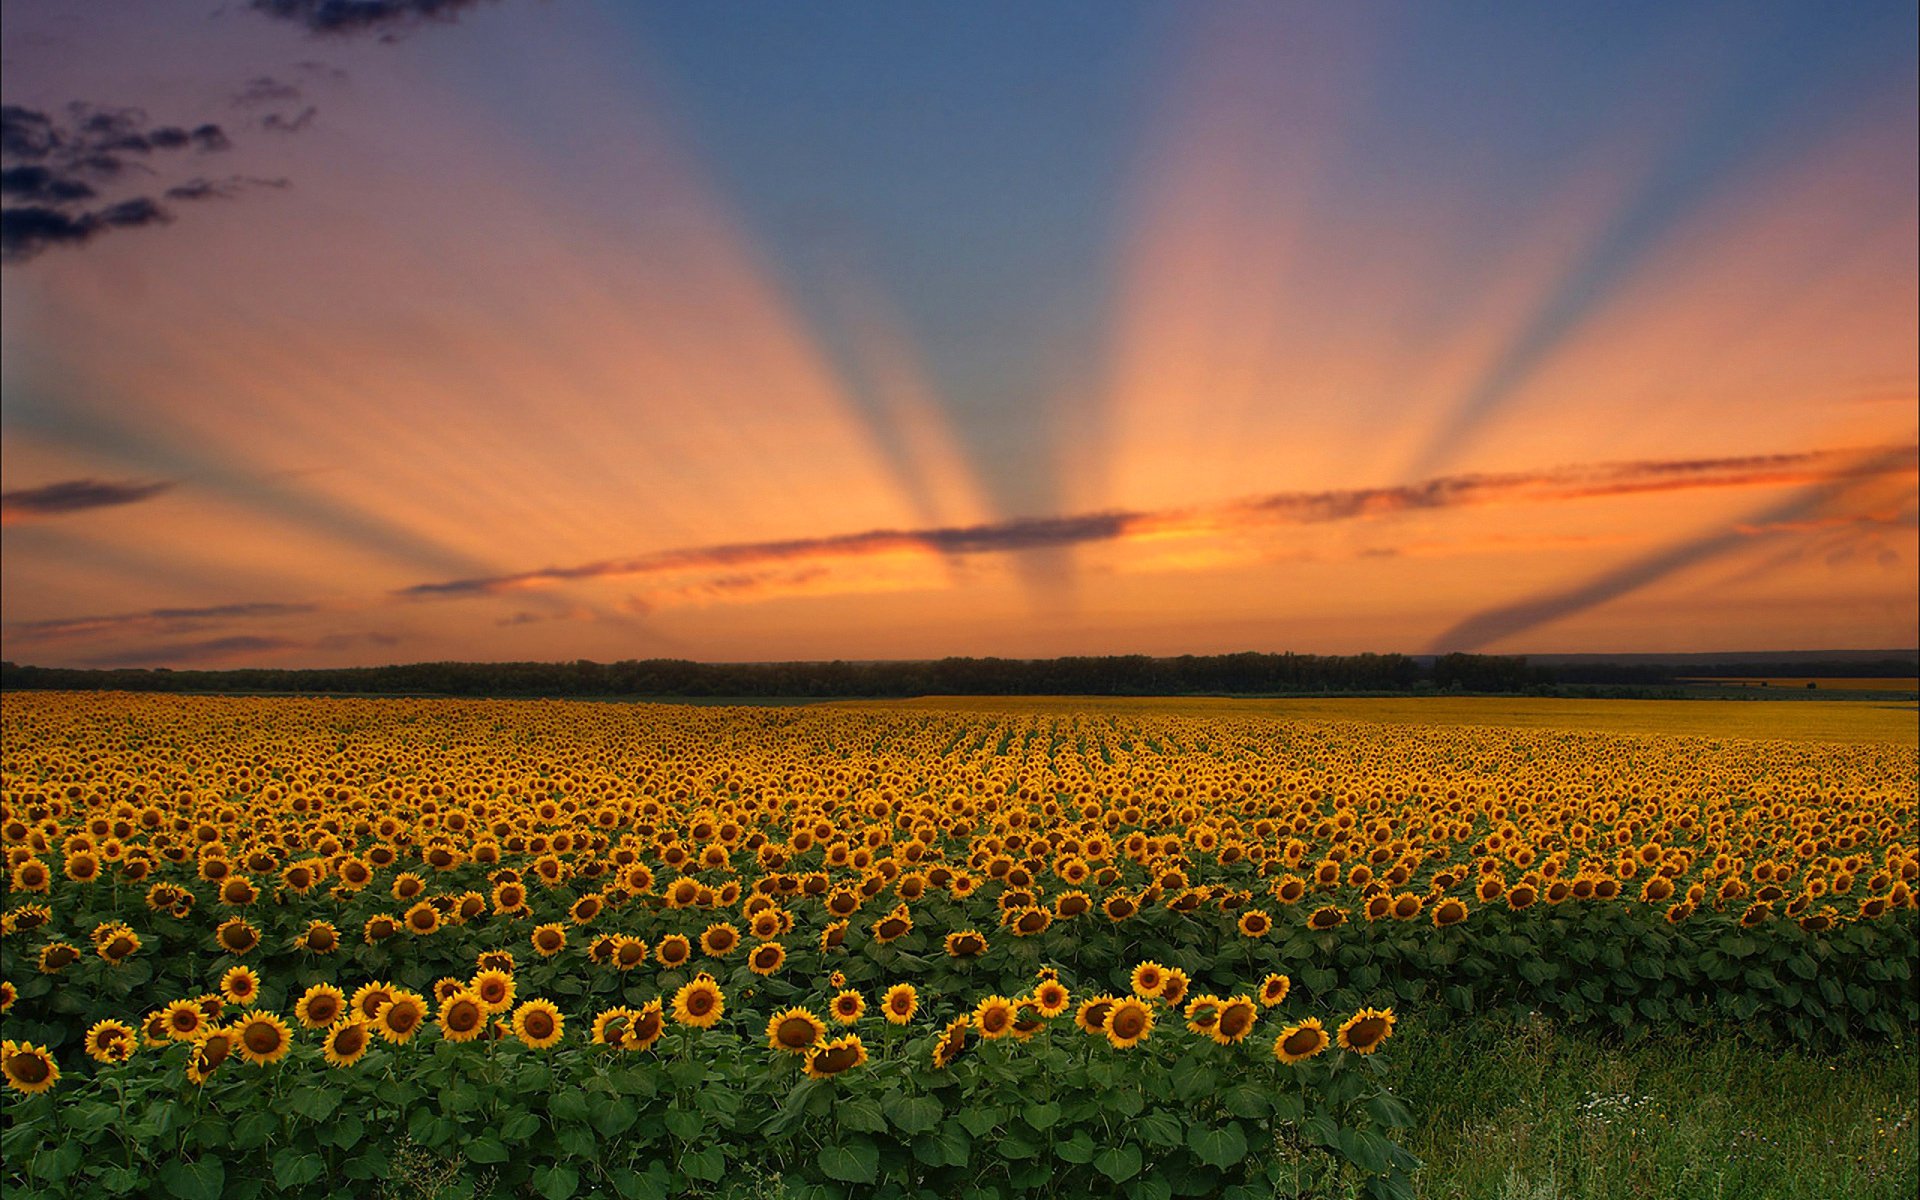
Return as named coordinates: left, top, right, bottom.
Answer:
left=3, top=1, right=1914, bottom=667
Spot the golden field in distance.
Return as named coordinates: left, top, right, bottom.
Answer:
left=852, top=694, right=1920, bottom=746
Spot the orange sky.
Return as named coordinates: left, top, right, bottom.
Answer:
left=1, top=2, right=1914, bottom=667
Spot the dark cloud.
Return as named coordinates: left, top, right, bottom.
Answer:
left=1431, top=446, right=1920, bottom=652
left=261, top=108, right=319, bottom=134
left=0, top=478, right=174, bottom=521
left=250, top=0, right=495, bottom=37
left=81, top=635, right=304, bottom=667
left=397, top=444, right=1918, bottom=601
left=1, top=105, right=58, bottom=158
left=234, top=76, right=304, bottom=106
left=1, top=103, right=248, bottom=264
left=0, top=166, right=97, bottom=202
left=8, top=602, right=320, bottom=643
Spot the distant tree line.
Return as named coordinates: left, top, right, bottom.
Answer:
left=1, top=651, right=1908, bottom=699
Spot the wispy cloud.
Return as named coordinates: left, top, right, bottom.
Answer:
left=249, top=1, right=496, bottom=38
left=397, top=444, right=1918, bottom=600
left=1431, top=445, right=1919, bottom=652
left=7, top=601, right=318, bottom=643
left=0, top=478, right=174, bottom=523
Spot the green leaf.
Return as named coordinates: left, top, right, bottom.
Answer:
left=1094, top=1144, right=1142, bottom=1183
left=466, top=1136, right=511, bottom=1164
left=819, top=1137, right=881, bottom=1184
left=682, top=1146, right=726, bottom=1183
left=837, top=1098, right=889, bottom=1134
left=1364, top=1093, right=1415, bottom=1130
left=233, top=1110, right=279, bottom=1150
left=1057, top=1131, right=1096, bottom=1164
left=888, top=1095, right=943, bottom=1136
left=1020, top=1101, right=1060, bottom=1130
left=288, top=1087, right=340, bottom=1122
left=160, top=1159, right=225, bottom=1200
left=273, top=1154, right=325, bottom=1190
left=1187, top=1123, right=1248, bottom=1169
left=664, top=1108, right=703, bottom=1141
left=534, top=1163, right=580, bottom=1200
left=1135, top=1110, right=1185, bottom=1149
left=551, top=1090, right=591, bottom=1124
left=499, top=1109, right=541, bottom=1143
left=1219, top=1085, right=1268, bottom=1120
left=592, top=1098, right=638, bottom=1138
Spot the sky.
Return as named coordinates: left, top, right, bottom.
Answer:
left=1, top=0, right=1915, bottom=668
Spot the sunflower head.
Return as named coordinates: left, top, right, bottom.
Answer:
left=829, top=989, right=866, bottom=1025
left=1274, top=1018, right=1329, bottom=1064
left=439, top=992, right=488, bottom=1042
left=804, top=1034, right=868, bottom=1080
left=974, top=995, right=1016, bottom=1039
left=766, top=1007, right=827, bottom=1055
left=671, top=977, right=725, bottom=1029
left=374, top=991, right=429, bottom=1044
left=882, top=983, right=918, bottom=1025
left=1128, top=961, right=1167, bottom=999
left=1074, top=996, right=1116, bottom=1035
left=1212, top=997, right=1258, bottom=1045
left=1032, top=981, right=1070, bottom=1018
left=322, top=1020, right=372, bottom=1068
left=1105, top=998, right=1154, bottom=1049
left=1336, top=1007, right=1395, bottom=1055
left=932, top=1017, right=972, bottom=1068
left=3, top=1040, right=61, bottom=1094
left=236, top=1011, right=292, bottom=1065
left=1259, top=974, right=1292, bottom=1007
left=512, top=998, right=566, bottom=1049
left=623, top=1001, right=666, bottom=1051
left=295, top=984, right=346, bottom=1029
left=220, top=966, right=260, bottom=1005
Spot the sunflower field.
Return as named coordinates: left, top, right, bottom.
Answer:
left=2, top=693, right=1915, bottom=1200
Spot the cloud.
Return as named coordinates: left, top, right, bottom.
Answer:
left=6, top=601, right=320, bottom=643
left=1, top=103, right=247, bottom=263
left=1430, top=446, right=1919, bottom=652
left=0, top=478, right=174, bottom=522
left=397, top=443, right=1918, bottom=600
left=79, top=635, right=304, bottom=667
left=249, top=0, right=495, bottom=37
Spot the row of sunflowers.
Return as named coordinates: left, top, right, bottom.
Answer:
left=2, top=692, right=1915, bottom=1198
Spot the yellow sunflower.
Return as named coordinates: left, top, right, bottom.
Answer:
left=235, top=1011, right=293, bottom=1065
left=84, top=1020, right=137, bottom=1064
left=766, top=1007, right=827, bottom=1055
left=530, top=923, right=567, bottom=957
left=829, top=989, right=865, bottom=1025
left=471, top=969, right=515, bottom=1014
left=1129, top=961, right=1168, bottom=1000
left=1105, top=998, right=1154, bottom=1049
left=374, top=990, right=430, bottom=1045
left=748, top=942, right=786, bottom=976
left=322, top=1020, right=372, bottom=1068
left=804, top=1035, right=868, bottom=1080
left=294, top=984, right=346, bottom=1029
left=1258, top=974, right=1291, bottom=1008
left=622, top=1001, right=665, bottom=1051
left=931, top=1017, right=972, bottom=1068
left=438, top=991, right=488, bottom=1043
left=512, top=998, right=566, bottom=1049
left=1032, top=980, right=1070, bottom=1018
left=671, top=976, right=725, bottom=1029
left=1273, top=1018, right=1329, bottom=1064
left=1336, top=1007, right=1395, bottom=1055
left=1074, top=996, right=1116, bottom=1035
left=220, top=966, right=261, bottom=1006
left=1211, top=996, right=1258, bottom=1045
left=882, top=983, right=918, bottom=1025
left=974, top=994, right=1016, bottom=1039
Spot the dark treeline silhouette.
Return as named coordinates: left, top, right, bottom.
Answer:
left=2, top=651, right=1912, bottom=699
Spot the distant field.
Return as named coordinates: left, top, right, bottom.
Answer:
left=854, top=694, right=1920, bottom=744
left=1679, top=676, right=1920, bottom=692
